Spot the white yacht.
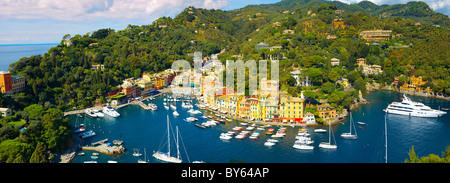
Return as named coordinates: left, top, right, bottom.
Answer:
left=153, top=116, right=183, bottom=163
left=341, top=112, right=357, bottom=140
left=92, top=109, right=104, bottom=117
left=85, top=109, right=97, bottom=118
left=173, top=111, right=179, bottom=117
left=385, top=94, right=446, bottom=118
left=103, top=106, right=120, bottom=117
left=148, top=103, right=158, bottom=111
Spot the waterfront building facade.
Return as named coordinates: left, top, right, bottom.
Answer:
left=279, top=95, right=305, bottom=124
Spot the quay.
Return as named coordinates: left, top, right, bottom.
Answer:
left=81, top=144, right=125, bottom=155
left=91, top=138, right=108, bottom=146
left=137, top=100, right=151, bottom=110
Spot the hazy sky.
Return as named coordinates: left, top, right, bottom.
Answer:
left=0, top=0, right=448, bottom=44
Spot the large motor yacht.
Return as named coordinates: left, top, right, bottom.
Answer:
left=384, top=94, right=446, bottom=118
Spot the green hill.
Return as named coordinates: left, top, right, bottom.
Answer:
left=4, top=0, right=450, bottom=112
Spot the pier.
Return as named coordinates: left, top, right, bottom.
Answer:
left=91, top=138, right=108, bottom=146
left=81, top=144, right=125, bottom=155
left=136, top=100, right=152, bottom=110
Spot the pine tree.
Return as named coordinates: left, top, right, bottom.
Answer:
left=30, top=142, right=48, bottom=163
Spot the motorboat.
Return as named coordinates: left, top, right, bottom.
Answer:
left=92, top=109, right=104, bottom=117
left=164, top=106, right=170, bottom=110
left=293, top=143, right=314, bottom=150
left=232, top=126, right=243, bottom=131
left=264, top=141, right=276, bottom=146
left=85, top=109, right=97, bottom=118
left=173, top=111, right=179, bottom=117
left=185, top=117, right=197, bottom=122
left=314, top=129, right=327, bottom=133
left=103, top=106, right=120, bottom=117
left=148, top=103, right=158, bottom=111
left=219, top=133, right=232, bottom=140
left=75, top=126, right=86, bottom=133
left=385, top=94, right=446, bottom=117
left=80, top=130, right=96, bottom=139
left=267, top=139, right=279, bottom=143
left=235, top=134, right=246, bottom=139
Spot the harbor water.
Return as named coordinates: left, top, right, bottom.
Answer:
left=69, top=90, right=450, bottom=163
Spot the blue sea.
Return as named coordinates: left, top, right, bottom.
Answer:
left=0, top=43, right=58, bottom=71
left=68, top=90, right=450, bottom=163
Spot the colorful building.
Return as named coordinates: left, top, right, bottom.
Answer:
left=0, top=71, right=25, bottom=95
left=279, top=95, right=305, bottom=124
left=0, top=71, right=12, bottom=94
left=317, top=104, right=338, bottom=120
left=399, top=75, right=433, bottom=93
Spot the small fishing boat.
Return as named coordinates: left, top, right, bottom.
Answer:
left=195, top=124, right=206, bottom=129
left=314, top=129, right=327, bottom=133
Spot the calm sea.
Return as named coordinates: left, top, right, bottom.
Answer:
left=69, top=90, right=450, bottom=163
left=0, top=44, right=58, bottom=71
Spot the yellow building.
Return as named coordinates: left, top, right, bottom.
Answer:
left=279, top=95, right=305, bottom=124
left=399, top=75, right=433, bottom=93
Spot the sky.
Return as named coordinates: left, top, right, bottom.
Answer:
left=0, top=0, right=449, bottom=44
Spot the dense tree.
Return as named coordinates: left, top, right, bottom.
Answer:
left=30, top=142, right=48, bottom=163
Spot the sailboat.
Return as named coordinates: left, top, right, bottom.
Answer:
left=138, top=147, right=149, bottom=163
left=153, top=116, right=183, bottom=163
left=341, top=112, right=358, bottom=139
left=319, top=121, right=337, bottom=149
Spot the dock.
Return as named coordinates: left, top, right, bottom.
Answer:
left=91, top=138, right=108, bottom=146
left=81, top=144, right=125, bottom=155
left=137, top=100, right=152, bottom=110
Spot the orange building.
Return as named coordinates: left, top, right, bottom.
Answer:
left=317, top=104, right=338, bottom=120
left=0, top=71, right=12, bottom=94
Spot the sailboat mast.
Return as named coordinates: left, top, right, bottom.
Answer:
left=328, top=121, right=331, bottom=144
left=385, top=115, right=388, bottom=163
left=176, top=126, right=180, bottom=159
left=349, top=112, right=352, bottom=134
left=167, top=116, right=170, bottom=156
